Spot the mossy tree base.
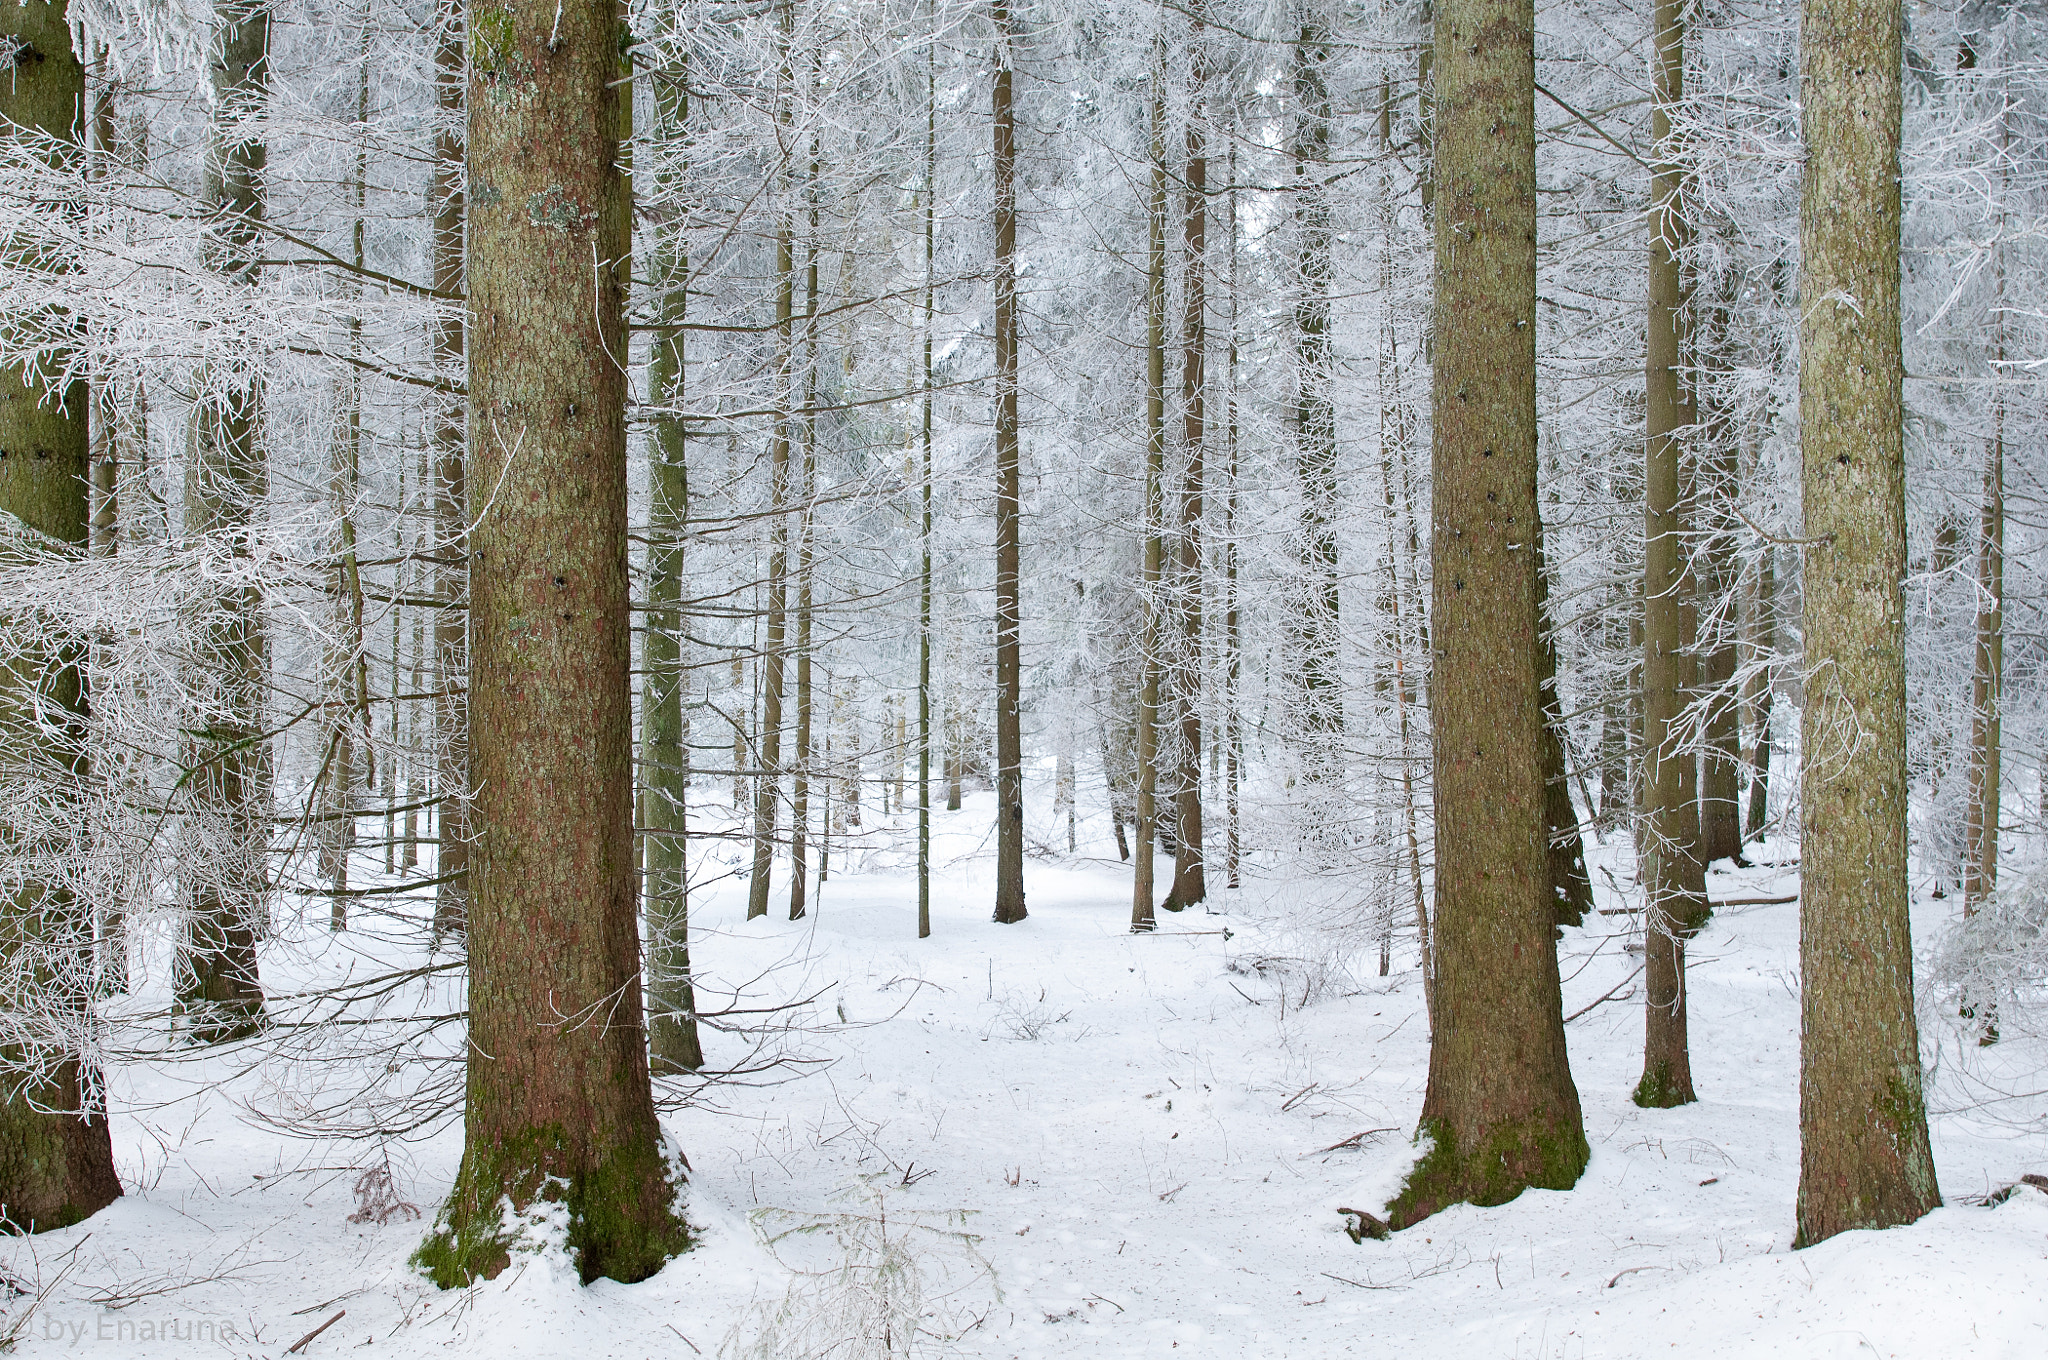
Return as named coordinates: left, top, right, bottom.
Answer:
left=1386, top=1117, right=1590, bottom=1231
left=414, top=1124, right=687, bottom=1288
left=1633, top=1061, right=1696, bottom=1110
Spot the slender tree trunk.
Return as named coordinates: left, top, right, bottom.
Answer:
left=177, top=0, right=273, bottom=1043
left=1287, top=10, right=1343, bottom=818
left=323, top=33, right=373, bottom=925
left=1743, top=547, right=1776, bottom=842
left=642, top=49, right=703, bottom=1074
left=1391, top=0, right=1588, bottom=1227
left=416, top=0, right=683, bottom=1286
left=1793, top=0, right=1940, bottom=1247
left=1162, top=12, right=1208, bottom=914
left=430, top=4, right=468, bottom=943
left=747, top=2, right=798, bottom=922
left=789, top=139, right=819, bottom=923
left=918, top=39, right=934, bottom=939
left=1223, top=134, right=1241, bottom=892
left=1636, top=0, right=1703, bottom=1109
left=1963, top=118, right=2006, bottom=922
left=1696, top=297, right=1744, bottom=866
left=1536, top=533, right=1593, bottom=928
left=990, top=0, right=1026, bottom=924
left=1132, top=55, right=1167, bottom=934
left=0, top=0, right=123, bottom=1231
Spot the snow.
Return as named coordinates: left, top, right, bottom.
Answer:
left=3, top=790, right=2045, bottom=1359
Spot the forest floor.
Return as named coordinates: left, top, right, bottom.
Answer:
left=4, top=779, right=2046, bottom=1358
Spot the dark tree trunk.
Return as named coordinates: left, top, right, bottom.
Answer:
left=1391, top=0, right=1588, bottom=1228
left=1162, top=14, right=1208, bottom=914
left=990, top=0, right=1026, bottom=924
left=431, top=5, right=469, bottom=944
left=0, top=1, right=122, bottom=1230
left=1793, top=0, right=1940, bottom=1247
left=1132, top=54, right=1166, bottom=934
left=416, top=0, right=683, bottom=1287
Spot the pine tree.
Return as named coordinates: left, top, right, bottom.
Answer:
left=1636, top=0, right=1704, bottom=1109
left=990, top=0, right=1026, bottom=925
left=1390, top=0, right=1588, bottom=1228
left=0, top=0, right=122, bottom=1232
left=416, top=0, right=684, bottom=1286
left=1792, top=0, right=1939, bottom=1248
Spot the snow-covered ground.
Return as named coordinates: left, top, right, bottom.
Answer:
left=4, top=782, right=2046, bottom=1358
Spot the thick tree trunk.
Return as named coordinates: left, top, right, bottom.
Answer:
left=1636, top=0, right=1703, bottom=1110
left=990, top=0, right=1026, bottom=924
left=430, top=8, right=468, bottom=943
left=1391, top=0, right=1587, bottom=1228
left=0, top=1, right=122, bottom=1230
left=1162, top=16, right=1208, bottom=914
left=177, top=0, right=273, bottom=1043
left=416, top=0, right=682, bottom=1287
left=1793, top=0, right=1940, bottom=1247
left=642, top=53, right=703, bottom=1075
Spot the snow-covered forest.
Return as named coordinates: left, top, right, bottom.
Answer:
left=0, top=0, right=2044, bottom=1353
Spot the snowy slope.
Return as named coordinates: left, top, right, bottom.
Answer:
left=2, top=790, right=2044, bottom=1359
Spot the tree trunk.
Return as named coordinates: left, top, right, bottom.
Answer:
left=990, top=0, right=1026, bottom=924
left=430, top=5, right=468, bottom=943
left=1287, top=11, right=1343, bottom=819
left=1162, top=14, right=1208, bottom=914
left=1962, top=120, right=2006, bottom=922
left=790, top=138, right=819, bottom=923
left=918, top=44, right=935, bottom=939
left=1391, top=0, right=1588, bottom=1228
left=746, top=5, right=798, bottom=922
left=0, top=0, right=123, bottom=1231
left=1536, top=532, right=1593, bottom=929
left=1132, top=55, right=1166, bottom=934
left=1223, top=134, right=1242, bottom=893
left=1792, top=0, right=1940, bottom=1247
left=1743, top=546, right=1776, bottom=842
left=1636, top=0, right=1703, bottom=1110
left=642, top=50, right=702, bottom=1075
left=416, top=0, right=683, bottom=1287
left=177, top=0, right=273, bottom=1043
left=1696, top=297, right=1744, bottom=866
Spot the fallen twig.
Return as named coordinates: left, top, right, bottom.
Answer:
left=1320, top=1270, right=1404, bottom=1291
left=1566, top=967, right=1643, bottom=1023
left=1312, top=1127, right=1398, bottom=1156
left=286, top=1310, right=345, bottom=1355
left=1606, top=1265, right=1665, bottom=1289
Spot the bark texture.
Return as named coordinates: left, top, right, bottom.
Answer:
left=417, top=0, right=683, bottom=1286
left=431, top=7, right=469, bottom=943
left=1793, top=0, right=1939, bottom=1247
left=1391, top=0, right=1587, bottom=1228
left=990, top=0, right=1026, bottom=924
left=0, top=2, right=122, bottom=1231
left=1637, top=0, right=1702, bottom=1109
